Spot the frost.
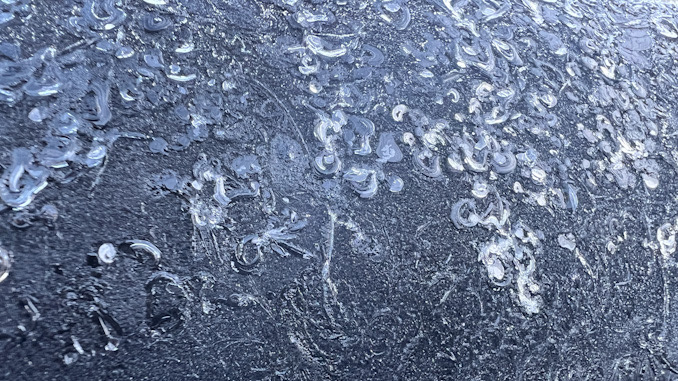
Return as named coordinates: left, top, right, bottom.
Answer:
left=376, top=132, right=403, bottom=163
left=97, top=243, right=116, bottom=264
left=657, top=221, right=677, bottom=260
left=0, top=247, right=10, bottom=283
left=558, top=233, right=576, bottom=251
left=4, top=0, right=678, bottom=373
left=126, top=240, right=162, bottom=263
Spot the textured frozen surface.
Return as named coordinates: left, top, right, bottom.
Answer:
left=2, top=0, right=678, bottom=379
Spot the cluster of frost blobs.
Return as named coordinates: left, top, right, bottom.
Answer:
left=2, top=0, right=678, bottom=316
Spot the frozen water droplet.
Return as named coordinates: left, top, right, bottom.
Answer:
left=115, top=47, right=134, bottom=59
left=127, top=240, right=162, bottom=263
left=176, top=42, right=195, bottom=54
left=376, top=132, right=403, bottom=163
left=471, top=179, right=489, bottom=199
left=28, top=108, right=44, bottom=122
left=40, top=204, right=58, bottom=222
left=531, top=167, right=547, bottom=185
left=0, top=247, right=10, bottom=283
left=641, top=173, right=659, bottom=190
left=486, top=259, right=504, bottom=280
left=167, top=73, right=196, bottom=82
left=149, top=137, right=168, bottom=154
left=85, top=145, right=107, bottom=168
left=63, top=353, right=78, bottom=365
left=657, top=223, right=676, bottom=259
left=558, top=234, right=576, bottom=251
left=97, top=243, right=116, bottom=264
left=388, top=175, right=403, bottom=192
